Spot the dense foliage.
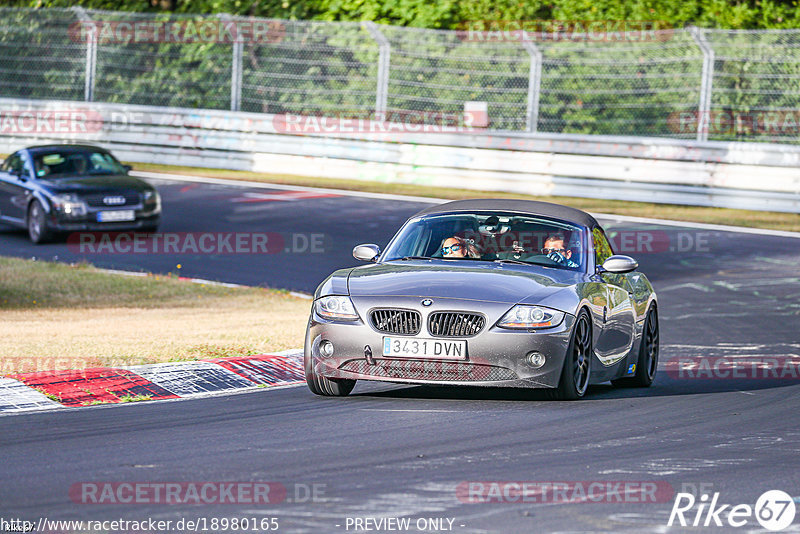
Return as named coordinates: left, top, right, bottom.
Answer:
left=11, top=0, right=800, bottom=30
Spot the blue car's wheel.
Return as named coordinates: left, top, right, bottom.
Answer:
left=27, top=200, right=53, bottom=244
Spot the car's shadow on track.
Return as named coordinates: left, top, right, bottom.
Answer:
left=352, top=376, right=799, bottom=402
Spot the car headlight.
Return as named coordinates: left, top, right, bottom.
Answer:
left=52, top=193, right=87, bottom=216
left=315, top=296, right=359, bottom=321
left=497, top=305, right=565, bottom=329
left=143, top=190, right=161, bottom=211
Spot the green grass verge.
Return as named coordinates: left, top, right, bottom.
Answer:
left=0, top=257, right=310, bottom=372
left=0, top=256, right=269, bottom=309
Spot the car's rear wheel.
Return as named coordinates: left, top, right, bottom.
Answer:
left=304, top=346, right=356, bottom=397
left=553, top=309, right=592, bottom=400
left=612, top=306, right=659, bottom=388
left=27, top=200, right=53, bottom=244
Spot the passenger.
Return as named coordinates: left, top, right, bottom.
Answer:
left=441, top=236, right=480, bottom=259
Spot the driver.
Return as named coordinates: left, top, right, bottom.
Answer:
left=542, top=234, right=579, bottom=268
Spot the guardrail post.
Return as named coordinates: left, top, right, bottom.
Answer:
left=363, top=21, right=390, bottom=117
left=72, top=6, right=96, bottom=102
left=690, top=26, right=714, bottom=142
left=222, top=14, right=243, bottom=112
left=521, top=33, right=542, bottom=133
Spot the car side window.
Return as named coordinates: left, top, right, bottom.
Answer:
left=592, top=227, right=615, bottom=266
left=2, top=153, right=22, bottom=174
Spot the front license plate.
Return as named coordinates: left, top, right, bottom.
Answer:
left=383, top=337, right=467, bottom=360
left=97, top=210, right=135, bottom=222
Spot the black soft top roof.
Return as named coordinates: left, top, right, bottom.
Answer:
left=413, top=199, right=598, bottom=228
left=27, top=144, right=107, bottom=155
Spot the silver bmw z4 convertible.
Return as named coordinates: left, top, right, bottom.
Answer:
left=304, top=199, right=659, bottom=400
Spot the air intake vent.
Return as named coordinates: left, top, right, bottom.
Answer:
left=428, top=312, right=485, bottom=337
left=370, top=309, right=421, bottom=335
left=340, top=359, right=517, bottom=382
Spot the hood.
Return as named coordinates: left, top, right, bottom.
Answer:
left=347, top=260, right=581, bottom=305
left=39, top=174, right=152, bottom=194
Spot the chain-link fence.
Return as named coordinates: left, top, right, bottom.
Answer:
left=2, top=7, right=799, bottom=143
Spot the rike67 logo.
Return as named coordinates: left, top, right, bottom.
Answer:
left=668, top=490, right=796, bottom=531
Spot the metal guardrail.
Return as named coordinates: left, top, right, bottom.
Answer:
left=0, top=98, right=798, bottom=213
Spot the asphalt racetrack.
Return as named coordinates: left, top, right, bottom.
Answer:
left=1, top=176, right=799, bottom=532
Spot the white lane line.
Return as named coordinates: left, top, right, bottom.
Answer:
left=132, top=170, right=444, bottom=204
left=362, top=408, right=463, bottom=413
left=594, top=212, right=800, bottom=239
left=133, top=170, right=800, bottom=239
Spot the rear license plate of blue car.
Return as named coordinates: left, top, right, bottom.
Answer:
left=382, top=337, right=466, bottom=359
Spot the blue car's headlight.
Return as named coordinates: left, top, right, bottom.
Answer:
left=497, top=305, right=565, bottom=329
left=315, top=296, right=359, bottom=321
left=143, top=190, right=161, bottom=211
left=52, top=193, right=87, bottom=216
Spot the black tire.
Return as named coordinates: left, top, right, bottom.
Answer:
left=27, top=200, right=53, bottom=244
left=304, top=343, right=356, bottom=397
left=612, top=306, right=659, bottom=388
left=553, top=309, right=593, bottom=400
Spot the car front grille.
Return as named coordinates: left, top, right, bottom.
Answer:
left=340, top=359, right=517, bottom=382
left=84, top=191, right=140, bottom=208
left=370, top=309, right=421, bottom=335
left=428, top=312, right=485, bottom=337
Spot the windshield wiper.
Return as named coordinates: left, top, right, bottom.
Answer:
left=398, top=256, right=434, bottom=261
left=493, top=258, right=530, bottom=265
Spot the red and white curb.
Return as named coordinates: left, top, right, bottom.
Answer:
left=0, top=350, right=304, bottom=414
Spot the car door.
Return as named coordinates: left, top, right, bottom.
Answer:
left=0, top=151, right=31, bottom=224
left=591, top=227, right=636, bottom=366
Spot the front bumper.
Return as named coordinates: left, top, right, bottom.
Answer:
left=50, top=204, right=160, bottom=231
left=306, top=295, right=575, bottom=389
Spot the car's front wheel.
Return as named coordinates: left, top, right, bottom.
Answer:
left=612, top=305, right=659, bottom=388
left=27, top=200, right=54, bottom=244
left=553, top=309, right=592, bottom=400
left=304, top=345, right=356, bottom=397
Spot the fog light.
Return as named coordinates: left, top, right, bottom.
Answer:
left=526, top=351, right=545, bottom=368
left=319, top=340, right=334, bottom=357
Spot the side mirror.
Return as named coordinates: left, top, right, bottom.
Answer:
left=122, top=164, right=132, bottom=173
left=599, top=255, right=638, bottom=274
left=353, top=243, right=380, bottom=262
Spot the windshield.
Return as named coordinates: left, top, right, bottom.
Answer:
left=382, top=211, right=587, bottom=271
left=33, top=150, right=127, bottom=178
